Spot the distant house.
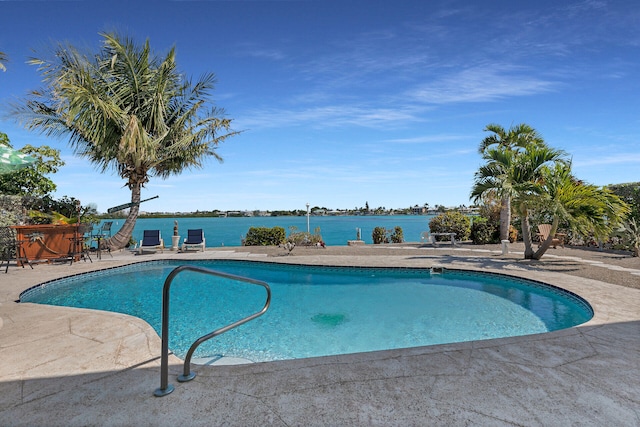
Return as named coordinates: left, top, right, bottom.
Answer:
left=411, top=205, right=426, bottom=215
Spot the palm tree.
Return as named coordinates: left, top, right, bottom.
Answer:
left=477, top=123, right=545, bottom=240
left=522, top=163, right=629, bottom=259
left=0, top=51, right=7, bottom=72
left=13, top=33, right=238, bottom=249
left=472, top=144, right=567, bottom=258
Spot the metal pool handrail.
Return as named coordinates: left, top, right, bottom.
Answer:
left=154, top=265, right=271, bottom=397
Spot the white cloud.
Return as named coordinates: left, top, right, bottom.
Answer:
left=238, top=104, right=425, bottom=130
left=383, top=134, right=470, bottom=144
left=409, top=65, right=556, bottom=104
left=573, top=153, right=640, bottom=168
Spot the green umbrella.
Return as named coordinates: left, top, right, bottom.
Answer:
left=0, top=145, right=37, bottom=174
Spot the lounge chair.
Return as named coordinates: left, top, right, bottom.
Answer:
left=536, top=224, right=565, bottom=248
left=182, top=229, right=205, bottom=252
left=139, top=230, right=164, bottom=254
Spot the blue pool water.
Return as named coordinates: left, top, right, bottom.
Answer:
left=20, top=260, right=593, bottom=363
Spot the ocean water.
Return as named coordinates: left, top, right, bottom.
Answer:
left=102, top=215, right=436, bottom=247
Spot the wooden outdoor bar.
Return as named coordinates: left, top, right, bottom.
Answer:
left=11, top=224, right=81, bottom=264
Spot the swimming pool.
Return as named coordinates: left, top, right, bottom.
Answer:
left=20, top=260, right=593, bottom=363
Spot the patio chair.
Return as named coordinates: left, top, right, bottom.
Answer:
left=182, top=229, right=205, bottom=252
left=139, top=230, right=164, bottom=254
left=536, top=224, right=564, bottom=248
left=97, top=221, right=113, bottom=237
left=67, top=224, right=93, bottom=264
left=0, top=226, right=33, bottom=273
left=91, top=221, right=113, bottom=259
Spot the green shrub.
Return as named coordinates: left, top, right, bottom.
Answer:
left=287, top=226, right=324, bottom=246
left=243, top=226, right=286, bottom=246
left=371, top=226, right=404, bottom=244
left=429, top=211, right=471, bottom=241
left=470, top=217, right=499, bottom=244
left=390, top=226, right=404, bottom=243
left=372, top=226, right=388, bottom=244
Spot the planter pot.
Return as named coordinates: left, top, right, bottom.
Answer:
left=171, top=235, right=180, bottom=251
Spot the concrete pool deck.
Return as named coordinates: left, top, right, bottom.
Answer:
left=0, top=243, right=639, bottom=426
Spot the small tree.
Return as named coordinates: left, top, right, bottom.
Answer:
left=0, top=133, right=65, bottom=197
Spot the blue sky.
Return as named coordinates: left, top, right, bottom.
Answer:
left=1, top=0, right=638, bottom=213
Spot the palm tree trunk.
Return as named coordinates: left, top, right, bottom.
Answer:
left=104, top=183, right=141, bottom=250
left=532, top=217, right=560, bottom=260
left=500, top=195, right=511, bottom=241
left=521, top=207, right=535, bottom=259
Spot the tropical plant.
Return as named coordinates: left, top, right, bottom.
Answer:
left=520, top=163, right=629, bottom=259
left=472, top=143, right=567, bottom=253
left=13, top=194, right=98, bottom=226
left=476, top=123, right=545, bottom=240
left=12, top=33, right=238, bottom=250
left=608, top=182, right=640, bottom=221
left=616, top=218, right=640, bottom=257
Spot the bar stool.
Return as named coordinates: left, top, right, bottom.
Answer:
left=67, top=224, right=92, bottom=265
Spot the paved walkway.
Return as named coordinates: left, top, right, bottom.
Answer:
left=1, top=246, right=639, bottom=426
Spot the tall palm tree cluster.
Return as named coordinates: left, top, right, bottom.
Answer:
left=12, top=33, right=238, bottom=250
left=471, top=123, right=629, bottom=260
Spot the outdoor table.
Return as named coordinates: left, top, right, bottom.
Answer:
left=428, top=232, right=458, bottom=246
